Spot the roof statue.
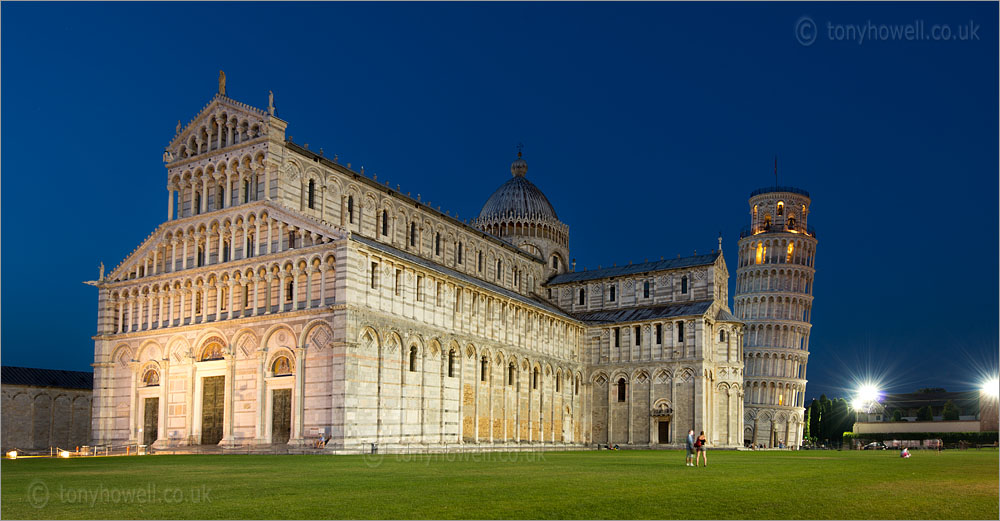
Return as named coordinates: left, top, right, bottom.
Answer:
left=175, top=120, right=181, bottom=135
left=219, top=70, right=226, bottom=96
left=268, top=90, right=275, bottom=116
left=99, top=262, right=104, bottom=281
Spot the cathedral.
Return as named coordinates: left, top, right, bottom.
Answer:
left=90, top=77, right=801, bottom=453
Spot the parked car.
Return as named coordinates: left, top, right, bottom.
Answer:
left=863, top=442, right=887, bottom=450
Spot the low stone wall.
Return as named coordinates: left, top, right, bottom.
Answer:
left=853, top=420, right=981, bottom=434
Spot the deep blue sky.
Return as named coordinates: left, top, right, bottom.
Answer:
left=2, top=2, right=997, bottom=401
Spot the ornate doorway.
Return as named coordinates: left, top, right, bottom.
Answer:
left=657, top=421, right=670, bottom=444
left=201, top=376, right=225, bottom=445
left=143, top=397, right=158, bottom=446
left=271, top=389, right=291, bottom=444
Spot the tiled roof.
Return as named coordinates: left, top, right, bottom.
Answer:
left=547, top=252, right=720, bottom=285
left=716, top=308, right=740, bottom=322
left=1, top=366, right=93, bottom=390
left=351, top=235, right=576, bottom=321
left=571, top=301, right=714, bottom=325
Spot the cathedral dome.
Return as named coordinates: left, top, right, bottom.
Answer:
left=478, top=155, right=559, bottom=221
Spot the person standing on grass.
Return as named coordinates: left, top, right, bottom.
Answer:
left=695, top=431, right=708, bottom=467
left=686, top=429, right=695, bottom=466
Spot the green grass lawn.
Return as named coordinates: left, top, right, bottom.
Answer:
left=2, top=449, right=997, bottom=519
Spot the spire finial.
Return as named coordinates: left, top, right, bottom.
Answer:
left=718, top=232, right=723, bottom=253
left=516, top=142, right=524, bottom=158
left=219, top=70, right=226, bottom=96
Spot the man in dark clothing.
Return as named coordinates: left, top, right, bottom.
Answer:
left=686, top=429, right=695, bottom=466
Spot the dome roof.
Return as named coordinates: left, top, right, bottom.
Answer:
left=478, top=156, right=559, bottom=221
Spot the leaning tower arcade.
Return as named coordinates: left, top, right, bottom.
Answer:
left=735, top=187, right=816, bottom=448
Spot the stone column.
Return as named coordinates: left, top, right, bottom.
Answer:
left=167, top=188, right=174, bottom=220
left=181, top=237, right=189, bottom=270
left=255, top=351, right=266, bottom=444
left=227, top=281, right=235, bottom=320
left=224, top=172, right=232, bottom=209
left=217, top=228, right=225, bottom=264
left=292, top=271, right=301, bottom=311
left=221, top=356, right=236, bottom=446
left=128, top=363, right=139, bottom=444
left=291, top=346, right=306, bottom=443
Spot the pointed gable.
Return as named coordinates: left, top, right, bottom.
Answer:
left=165, top=94, right=270, bottom=164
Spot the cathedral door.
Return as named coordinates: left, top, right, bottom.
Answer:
left=658, top=421, right=670, bottom=444
left=201, top=376, right=225, bottom=445
left=143, top=397, right=158, bottom=446
left=271, top=389, right=291, bottom=444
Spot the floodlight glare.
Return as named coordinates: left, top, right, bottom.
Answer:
left=982, top=377, right=999, bottom=399
left=858, top=384, right=880, bottom=404
left=851, top=398, right=864, bottom=410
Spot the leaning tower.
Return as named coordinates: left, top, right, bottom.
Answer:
left=735, top=186, right=816, bottom=448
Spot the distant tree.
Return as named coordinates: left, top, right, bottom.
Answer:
left=803, top=406, right=811, bottom=438
left=916, top=406, right=934, bottom=421
left=820, top=395, right=833, bottom=442
left=916, top=387, right=946, bottom=393
left=808, top=399, right=820, bottom=440
left=830, top=398, right=852, bottom=447
left=942, top=400, right=960, bottom=421
left=891, top=409, right=903, bottom=422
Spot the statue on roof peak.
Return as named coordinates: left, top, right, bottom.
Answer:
left=219, top=70, right=226, bottom=96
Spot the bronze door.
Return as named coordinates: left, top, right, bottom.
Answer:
left=271, top=389, right=291, bottom=444
left=143, top=397, right=159, bottom=446
left=658, top=421, right=670, bottom=444
left=201, top=376, right=225, bottom=445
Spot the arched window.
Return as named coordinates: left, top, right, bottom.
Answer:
left=634, top=326, right=641, bottom=345
left=141, top=368, right=160, bottom=387
left=381, top=210, right=388, bottom=236
left=200, top=342, right=224, bottom=361
left=609, top=285, right=616, bottom=302
left=496, top=260, right=502, bottom=281
left=574, top=376, right=580, bottom=395
left=720, top=330, right=726, bottom=342
left=508, top=363, right=515, bottom=386
left=435, top=233, right=441, bottom=255
left=478, top=251, right=483, bottom=272
left=786, top=242, right=795, bottom=263
left=764, top=214, right=772, bottom=229
left=246, top=234, right=255, bottom=258
left=194, top=193, right=201, bottom=215
left=753, top=204, right=758, bottom=226
left=777, top=201, right=784, bottom=216
left=347, top=196, right=354, bottom=224
left=308, top=179, right=316, bottom=209
left=578, top=288, right=585, bottom=305
left=643, top=281, right=650, bottom=299
left=556, top=373, right=561, bottom=392
left=480, top=356, right=488, bottom=382
left=532, top=367, right=539, bottom=390
left=286, top=279, right=294, bottom=302
left=755, top=242, right=763, bottom=265
left=272, top=356, right=292, bottom=376
left=677, top=321, right=685, bottom=342
left=217, top=184, right=225, bottom=209
left=289, top=231, right=296, bottom=249
left=410, top=222, right=417, bottom=247
left=787, top=217, right=796, bottom=230
left=551, top=256, right=559, bottom=270
left=681, top=276, right=688, bottom=294
left=409, top=347, right=418, bottom=372
left=197, top=246, right=204, bottom=267
left=448, top=349, right=456, bottom=378
left=617, top=378, right=627, bottom=402
left=457, top=242, right=463, bottom=264
left=243, top=180, right=250, bottom=204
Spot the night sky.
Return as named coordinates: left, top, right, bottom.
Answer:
left=2, top=2, right=996, bottom=401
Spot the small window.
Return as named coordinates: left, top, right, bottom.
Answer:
left=634, top=326, right=641, bottom=345
left=478, top=251, right=483, bottom=272
left=556, top=373, right=561, bottom=392
left=371, top=262, right=378, bottom=290
left=289, top=231, right=296, bottom=249
left=574, top=376, right=580, bottom=395
left=613, top=327, right=620, bottom=348
left=308, top=180, right=316, bottom=209
left=286, top=280, right=294, bottom=302
left=381, top=210, right=389, bottom=236
left=409, top=222, right=417, bottom=247
left=532, top=368, right=539, bottom=390
left=395, top=269, right=402, bottom=296
left=481, top=356, right=488, bottom=382
left=551, top=256, right=559, bottom=269
left=347, top=196, right=354, bottom=224
left=409, top=347, right=418, bottom=372
left=609, top=285, right=616, bottom=302
left=777, top=201, right=784, bottom=216
left=243, top=180, right=250, bottom=204
left=197, top=246, right=204, bottom=267
left=578, top=288, right=585, bottom=306
left=678, top=321, right=685, bottom=342
left=720, top=330, right=726, bottom=342
left=435, top=233, right=441, bottom=255
left=194, top=193, right=201, bottom=215
left=496, top=260, right=503, bottom=281
left=458, top=242, right=463, bottom=264
left=643, top=281, right=650, bottom=299
left=508, top=363, right=515, bottom=386
left=655, top=324, right=662, bottom=344
left=617, top=378, right=626, bottom=402
left=681, top=276, right=688, bottom=294
left=272, top=356, right=292, bottom=376
left=448, top=350, right=456, bottom=377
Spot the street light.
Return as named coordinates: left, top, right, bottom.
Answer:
left=981, top=377, right=999, bottom=399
